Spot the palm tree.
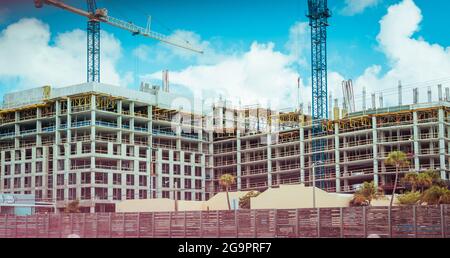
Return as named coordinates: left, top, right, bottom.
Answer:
left=402, top=173, right=419, bottom=192
left=385, top=151, right=410, bottom=209
left=359, top=181, right=378, bottom=205
left=417, top=172, right=433, bottom=193
left=239, top=191, right=260, bottom=209
left=64, top=200, right=81, bottom=213
left=219, top=174, right=236, bottom=210
left=422, top=186, right=449, bottom=205
left=349, top=181, right=379, bottom=207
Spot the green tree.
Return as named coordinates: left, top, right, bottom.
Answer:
left=349, top=181, right=379, bottom=206
left=422, top=186, right=450, bottom=205
left=219, top=174, right=236, bottom=210
left=417, top=172, right=433, bottom=192
left=440, top=191, right=450, bottom=204
left=402, top=173, right=419, bottom=192
left=239, top=191, right=260, bottom=209
left=64, top=200, right=81, bottom=213
left=397, top=191, right=421, bottom=206
left=424, top=169, right=448, bottom=188
left=385, top=151, right=410, bottom=209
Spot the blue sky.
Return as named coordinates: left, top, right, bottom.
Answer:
left=0, top=0, right=449, bottom=109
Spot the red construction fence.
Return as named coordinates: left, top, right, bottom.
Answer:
left=0, top=205, right=449, bottom=238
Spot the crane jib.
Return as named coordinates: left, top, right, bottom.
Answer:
left=35, top=0, right=204, bottom=83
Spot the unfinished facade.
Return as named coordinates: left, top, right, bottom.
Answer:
left=211, top=86, right=450, bottom=195
left=0, top=83, right=212, bottom=212
left=1, top=82, right=450, bottom=212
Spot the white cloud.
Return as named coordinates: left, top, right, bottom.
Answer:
left=133, top=29, right=242, bottom=69
left=285, top=21, right=310, bottom=68
left=139, top=21, right=350, bottom=112
left=354, top=0, right=450, bottom=108
left=139, top=21, right=320, bottom=110
left=138, top=0, right=450, bottom=114
left=143, top=42, right=303, bottom=109
left=341, top=0, right=381, bottom=16
left=133, top=45, right=151, bottom=62
left=0, top=18, right=126, bottom=91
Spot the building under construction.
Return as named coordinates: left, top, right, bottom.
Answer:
left=0, top=82, right=449, bottom=212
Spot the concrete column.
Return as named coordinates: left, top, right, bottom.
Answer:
left=168, top=150, right=174, bottom=199
left=200, top=154, right=206, bottom=200
left=299, top=127, right=305, bottom=183
left=428, top=87, right=432, bottom=103
left=52, top=144, right=58, bottom=203
left=130, top=101, right=135, bottom=145
left=14, top=115, right=19, bottom=149
left=67, top=97, right=71, bottom=143
left=334, top=122, right=340, bottom=192
left=107, top=171, right=113, bottom=201
left=438, top=109, right=446, bottom=179
left=148, top=105, right=153, bottom=146
left=372, top=116, right=379, bottom=187
left=134, top=155, right=139, bottom=198
left=413, top=112, right=420, bottom=171
left=36, top=108, right=42, bottom=146
left=90, top=95, right=96, bottom=141
left=147, top=145, right=152, bottom=199
left=117, top=100, right=122, bottom=143
left=90, top=95, right=96, bottom=174
left=236, top=130, right=241, bottom=191
left=156, top=149, right=163, bottom=198
left=176, top=122, right=181, bottom=150
left=266, top=134, right=272, bottom=187
left=55, top=100, right=61, bottom=145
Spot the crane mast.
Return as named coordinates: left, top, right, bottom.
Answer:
left=87, top=0, right=100, bottom=83
left=307, top=0, right=331, bottom=190
left=34, top=0, right=203, bottom=83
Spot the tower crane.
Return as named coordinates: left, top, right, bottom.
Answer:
left=34, top=0, right=203, bottom=83
left=307, top=0, right=331, bottom=190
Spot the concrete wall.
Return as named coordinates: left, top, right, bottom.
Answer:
left=116, top=198, right=206, bottom=213
left=204, top=191, right=249, bottom=210
left=116, top=191, right=250, bottom=212
left=116, top=185, right=400, bottom=212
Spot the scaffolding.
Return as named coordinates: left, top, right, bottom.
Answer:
left=152, top=106, right=178, bottom=122
left=96, top=94, right=119, bottom=113
left=71, top=95, right=91, bottom=113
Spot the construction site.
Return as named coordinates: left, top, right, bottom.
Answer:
left=1, top=79, right=449, bottom=212
left=0, top=0, right=449, bottom=215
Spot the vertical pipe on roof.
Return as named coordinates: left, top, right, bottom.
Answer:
left=371, top=93, right=376, bottom=110
left=428, top=87, right=432, bottom=102
left=413, top=88, right=418, bottom=104
left=379, top=93, right=383, bottom=109
left=362, top=86, right=366, bottom=111
left=438, top=84, right=443, bottom=101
